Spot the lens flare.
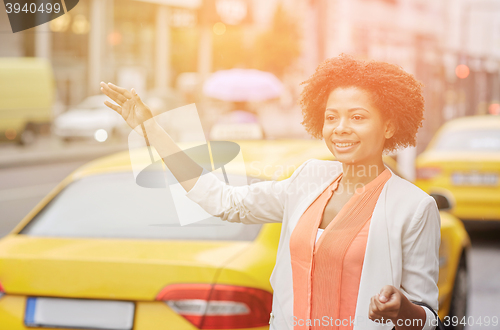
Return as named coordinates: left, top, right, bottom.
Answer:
left=94, top=129, right=108, bottom=142
left=455, top=65, right=470, bottom=79
left=213, top=22, right=226, bottom=36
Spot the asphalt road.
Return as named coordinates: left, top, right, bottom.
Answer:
left=0, top=161, right=87, bottom=237
left=466, top=229, right=500, bottom=330
left=0, top=161, right=499, bottom=329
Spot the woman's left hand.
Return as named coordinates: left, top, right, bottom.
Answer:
left=368, top=285, right=402, bottom=324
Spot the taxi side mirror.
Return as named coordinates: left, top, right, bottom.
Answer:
left=430, top=193, right=451, bottom=211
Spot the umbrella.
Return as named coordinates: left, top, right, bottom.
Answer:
left=202, top=69, right=284, bottom=102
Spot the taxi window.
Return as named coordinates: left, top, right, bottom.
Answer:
left=19, top=172, right=263, bottom=241
left=433, top=129, right=500, bottom=151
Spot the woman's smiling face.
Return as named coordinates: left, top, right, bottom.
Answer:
left=322, top=86, right=395, bottom=166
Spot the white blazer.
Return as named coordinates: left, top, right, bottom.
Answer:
left=186, top=159, right=440, bottom=330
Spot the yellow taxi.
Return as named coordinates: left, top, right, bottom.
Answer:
left=0, top=139, right=470, bottom=330
left=415, top=115, right=500, bottom=222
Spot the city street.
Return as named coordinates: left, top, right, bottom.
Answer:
left=0, top=107, right=305, bottom=238
left=0, top=134, right=128, bottom=236
left=0, top=160, right=87, bottom=238
left=1, top=0, right=499, bottom=328
left=0, top=134, right=129, bottom=168
left=0, top=158, right=499, bottom=328
left=466, top=230, right=500, bottom=330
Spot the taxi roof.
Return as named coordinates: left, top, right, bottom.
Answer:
left=72, top=139, right=335, bottom=181
left=440, top=115, right=500, bottom=131
left=71, top=138, right=401, bottom=184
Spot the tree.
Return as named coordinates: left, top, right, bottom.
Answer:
left=252, top=4, right=301, bottom=78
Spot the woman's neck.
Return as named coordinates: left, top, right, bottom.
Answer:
left=340, top=158, right=386, bottom=187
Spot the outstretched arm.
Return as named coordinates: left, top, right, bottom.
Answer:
left=101, top=81, right=313, bottom=225
left=100, top=82, right=203, bottom=193
left=185, top=159, right=313, bottom=224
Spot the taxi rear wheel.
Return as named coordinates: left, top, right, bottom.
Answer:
left=446, top=253, right=468, bottom=330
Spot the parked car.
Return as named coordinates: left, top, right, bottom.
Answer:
left=0, top=139, right=470, bottom=330
left=415, top=115, right=500, bottom=223
left=0, top=58, right=55, bottom=145
left=210, top=110, right=264, bottom=140
left=53, top=95, right=128, bottom=142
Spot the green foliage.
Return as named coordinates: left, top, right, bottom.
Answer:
left=171, top=28, right=199, bottom=74
left=251, top=4, right=301, bottom=78
left=212, top=26, right=247, bottom=71
left=170, top=4, right=301, bottom=79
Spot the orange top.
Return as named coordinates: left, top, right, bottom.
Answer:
left=289, top=168, right=392, bottom=330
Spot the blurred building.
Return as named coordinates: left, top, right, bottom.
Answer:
left=0, top=11, right=24, bottom=57
left=0, top=0, right=256, bottom=104
left=0, top=0, right=201, bottom=107
left=442, top=0, right=500, bottom=119
left=264, top=0, right=499, bottom=178
left=278, top=0, right=446, bottom=154
left=1, top=0, right=499, bottom=151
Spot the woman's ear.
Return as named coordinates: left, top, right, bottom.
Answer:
left=384, top=119, right=396, bottom=139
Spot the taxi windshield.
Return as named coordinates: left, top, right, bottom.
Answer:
left=433, top=129, right=500, bottom=152
left=19, top=171, right=262, bottom=241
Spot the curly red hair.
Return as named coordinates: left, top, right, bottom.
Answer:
left=299, top=54, right=425, bottom=153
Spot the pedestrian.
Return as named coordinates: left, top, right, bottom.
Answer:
left=100, top=53, right=440, bottom=330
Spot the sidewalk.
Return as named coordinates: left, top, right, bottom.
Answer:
left=0, top=136, right=129, bottom=168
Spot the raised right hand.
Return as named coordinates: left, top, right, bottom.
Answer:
left=100, top=82, right=154, bottom=136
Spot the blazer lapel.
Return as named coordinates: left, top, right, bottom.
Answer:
left=353, top=173, right=395, bottom=330
left=275, top=161, right=396, bottom=330
left=271, top=162, right=342, bottom=328
left=287, top=165, right=343, bottom=234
